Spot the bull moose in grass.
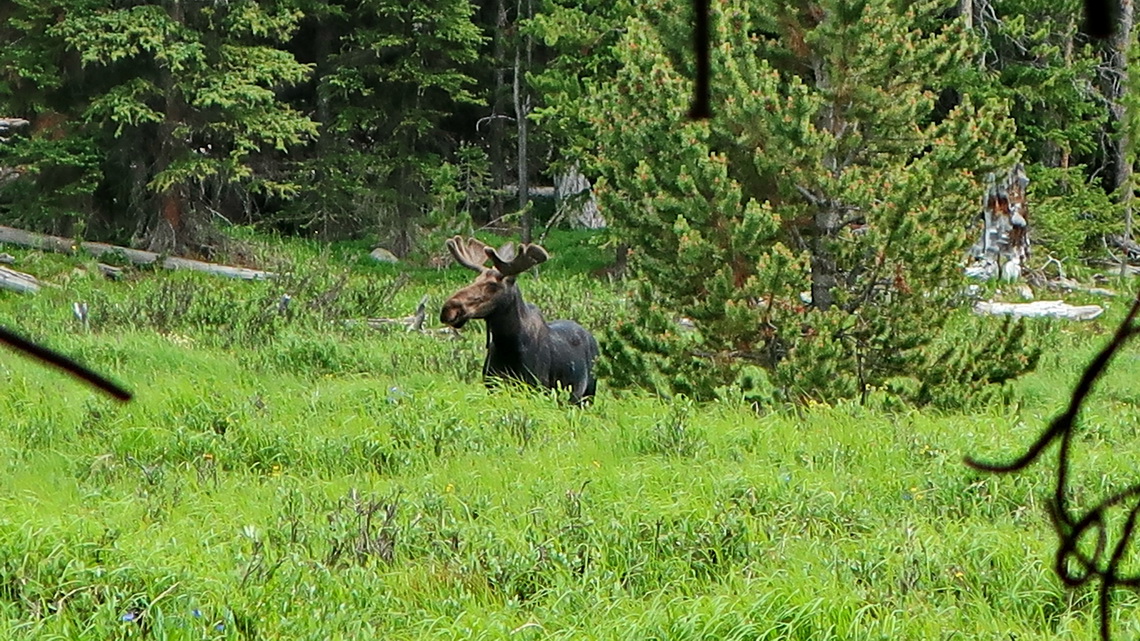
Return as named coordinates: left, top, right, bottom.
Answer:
left=440, top=236, right=598, bottom=404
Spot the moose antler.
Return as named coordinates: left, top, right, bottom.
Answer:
left=487, top=242, right=549, bottom=277
left=446, top=236, right=491, bottom=272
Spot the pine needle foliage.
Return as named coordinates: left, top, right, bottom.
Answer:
left=593, top=0, right=1040, bottom=406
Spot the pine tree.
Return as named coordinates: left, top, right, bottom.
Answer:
left=593, top=0, right=1039, bottom=405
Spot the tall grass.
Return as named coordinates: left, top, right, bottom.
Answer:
left=0, top=230, right=1134, bottom=638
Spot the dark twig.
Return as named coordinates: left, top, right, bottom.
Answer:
left=1084, top=0, right=1114, bottom=38
left=0, top=326, right=132, bottom=401
left=689, top=0, right=711, bottom=119
left=966, top=288, right=1140, bottom=640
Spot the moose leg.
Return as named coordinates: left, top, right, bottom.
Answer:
left=569, top=375, right=596, bottom=406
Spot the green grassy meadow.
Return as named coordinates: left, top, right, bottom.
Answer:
left=0, top=231, right=1139, bottom=639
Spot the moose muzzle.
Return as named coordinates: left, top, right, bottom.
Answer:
left=440, top=300, right=468, bottom=328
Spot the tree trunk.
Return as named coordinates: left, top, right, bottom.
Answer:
left=974, top=300, right=1103, bottom=321
left=314, top=8, right=334, bottom=238
left=391, top=163, right=419, bottom=258
left=488, top=0, right=508, bottom=225
left=1113, top=0, right=1135, bottom=251
left=968, top=164, right=1031, bottom=281
left=614, top=243, right=629, bottom=279
left=810, top=207, right=840, bottom=310
left=554, top=162, right=605, bottom=228
left=959, top=0, right=973, bottom=30
left=1057, top=19, right=1076, bottom=171
left=146, top=0, right=193, bottom=254
left=0, top=266, right=41, bottom=294
left=809, top=54, right=841, bottom=311
left=514, top=0, right=532, bottom=243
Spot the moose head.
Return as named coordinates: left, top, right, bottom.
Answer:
left=439, top=236, right=549, bottom=329
left=440, top=236, right=598, bottom=404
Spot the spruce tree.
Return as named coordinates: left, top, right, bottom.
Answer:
left=284, top=0, right=485, bottom=252
left=0, top=0, right=317, bottom=252
left=593, top=0, right=1039, bottom=405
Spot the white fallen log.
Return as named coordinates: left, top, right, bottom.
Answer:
left=974, top=300, right=1104, bottom=321
left=0, top=225, right=274, bottom=280
left=1047, top=277, right=1116, bottom=297
left=0, top=266, right=40, bottom=294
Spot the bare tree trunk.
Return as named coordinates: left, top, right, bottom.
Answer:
left=554, top=162, right=605, bottom=228
left=314, top=9, right=334, bottom=238
left=488, top=0, right=507, bottom=224
left=1115, top=0, right=1136, bottom=254
left=514, top=0, right=532, bottom=243
left=810, top=207, right=840, bottom=310
left=809, top=55, right=840, bottom=311
left=614, top=243, right=629, bottom=278
left=0, top=225, right=274, bottom=279
left=967, top=165, right=1031, bottom=281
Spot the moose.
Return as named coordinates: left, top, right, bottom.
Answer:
left=440, top=236, right=598, bottom=404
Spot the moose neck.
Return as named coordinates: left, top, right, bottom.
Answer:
left=484, top=286, right=545, bottom=344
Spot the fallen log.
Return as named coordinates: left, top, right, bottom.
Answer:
left=344, top=295, right=463, bottom=337
left=350, top=295, right=436, bottom=332
left=1098, top=262, right=1140, bottom=277
left=974, top=300, right=1104, bottom=321
left=0, top=225, right=274, bottom=280
left=1108, top=234, right=1140, bottom=262
left=1047, top=277, right=1116, bottom=297
left=0, top=266, right=40, bottom=294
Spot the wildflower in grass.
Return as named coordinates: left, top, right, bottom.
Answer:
left=271, top=464, right=282, bottom=477
left=445, top=483, right=454, bottom=493
left=121, top=610, right=139, bottom=622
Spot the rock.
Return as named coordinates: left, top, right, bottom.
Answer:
left=370, top=248, right=399, bottom=264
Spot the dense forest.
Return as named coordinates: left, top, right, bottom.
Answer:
left=1, top=0, right=1130, bottom=252
left=1, top=0, right=1137, bottom=403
